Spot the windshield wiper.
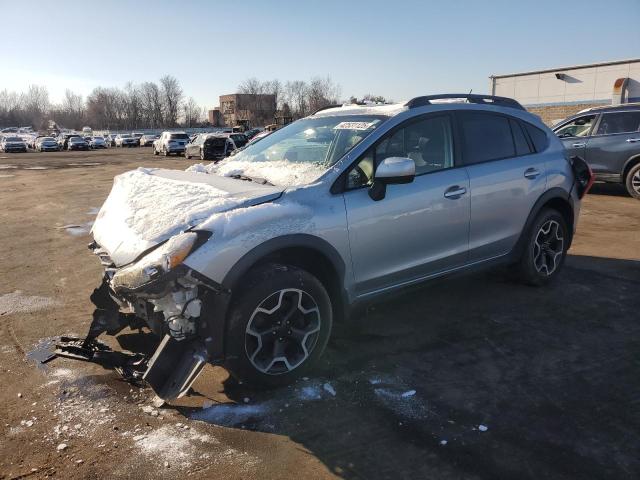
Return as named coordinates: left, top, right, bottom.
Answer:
left=229, top=174, right=274, bottom=186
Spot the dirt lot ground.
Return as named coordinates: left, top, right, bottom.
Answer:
left=0, top=148, right=638, bottom=479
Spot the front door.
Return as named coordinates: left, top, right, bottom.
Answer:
left=343, top=114, right=470, bottom=297
left=553, top=113, right=598, bottom=161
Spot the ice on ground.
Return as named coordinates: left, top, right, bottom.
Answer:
left=298, top=385, right=322, bottom=401
left=0, top=291, right=59, bottom=315
left=401, top=390, right=416, bottom=398
left=374, top=388, right=429, bottom=420
left=191, top=403, right=267, bottom=427
left=323, top=382, right=336, bottom=396
left=193, top=159, right=326, bottom=187
left=478, top=424, right=488, bottom=432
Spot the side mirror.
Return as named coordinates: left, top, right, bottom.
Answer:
left=368, top=157, right=415, bottom=201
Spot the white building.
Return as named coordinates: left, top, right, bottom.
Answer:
left=490, top=59, right=640, bottom=125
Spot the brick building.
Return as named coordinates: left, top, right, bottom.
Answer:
left=217, top=93, right=277, bottom=128
left=490, top=59, right=640, bottom=125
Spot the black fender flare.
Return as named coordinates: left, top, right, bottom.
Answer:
left=204, top=234, right=348, bottom=363
left=510, top=187, right=576, bottom=261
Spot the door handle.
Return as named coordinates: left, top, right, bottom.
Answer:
left=524, top=168, right=541, bottom=179
left=626, top=138, right=640, bottom=143
left=444, top=186, right=467, bottom=199
left=571, top=142, right=586, bottom=148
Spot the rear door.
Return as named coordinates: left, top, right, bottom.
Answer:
left=585, top=111, right=640, bottom=180
left=458, top=111, right=547, bottom=262
left=553, top=113, right=598, bottom=160
left=343, top=113, right=470, bottom=296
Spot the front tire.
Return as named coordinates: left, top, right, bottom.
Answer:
left=515, top=209, right=568, bottom=286
left=224, top=263, right=332, bottom=388
left=624, top=163, right=640, bottom=199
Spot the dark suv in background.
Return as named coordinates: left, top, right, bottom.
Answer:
left=553, top=104, right=640, bottom=199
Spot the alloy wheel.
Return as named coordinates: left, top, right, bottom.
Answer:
left=533, top=219, right=564, bottom=276
left=632, top=170, right=640, bottom=195
left=245, top=289, right=321, bottom=375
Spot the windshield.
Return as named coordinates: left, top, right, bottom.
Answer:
left=211, top=115, right=385, bottom=186
left=5, top=137, right=22, bottom=141
left=170, top=133, right=189, bottom=140
left=120, top=134, right=131, bottom=138
left=42, top=137, right=55, bottom=142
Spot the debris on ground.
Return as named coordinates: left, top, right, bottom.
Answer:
left=323, top=382, right=336, bottom=396
left=478, top=424, right=488, bottom=432
left=401, top=390, right=416, bottom=398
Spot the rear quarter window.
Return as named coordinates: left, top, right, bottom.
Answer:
left=524, top=123, right=549, bottom=152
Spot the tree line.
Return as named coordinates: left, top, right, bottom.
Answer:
left=0, top=73, right=385, bottom=131
left=0, top=75, right=205, bottom=131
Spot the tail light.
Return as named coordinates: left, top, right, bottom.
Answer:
left=570, top=155, right=594, bottom=199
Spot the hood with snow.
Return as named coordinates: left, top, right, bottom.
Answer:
left=92, top=167, right=284, bottom=266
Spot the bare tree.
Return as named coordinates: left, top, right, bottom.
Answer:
left=160, top=75, right=183, bottom=127
left=140, top=82, right=163, bottom=128
left=182, top=97, right=200, bottom=127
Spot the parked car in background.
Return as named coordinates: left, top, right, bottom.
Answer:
left=132, top=132, right=144, bottom=145
left=229, top=132, right=248, bottom=148
left=115, top=134, right=139, bottom=148
left=153, top=131, right=190, bottom=156
left=35, top=136, right=60, bottom=152
left=27, top=135, right=46, bottom=149
left=0, top=136, right=27, bottom=152
left=67, top=136, right=90, bottom=151
left=57, top=133, right=79, bottom=150
left=89, top=136, right=107, bottom=149
left=139, top=134, right=159, bottom=147
left=244, top=128, right=262, bottom=140
left=247, top=130, right=272, bottom=144
left=553, top=103, right=640, bottom=199
left=184, top=134, right=232, bottom=161
left=105, top=134, right=118, bottom=147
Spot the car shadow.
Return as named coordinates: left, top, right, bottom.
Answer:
left=168, top=254, right=640, bottom=479
left=588, top=182, right=631, bottom=197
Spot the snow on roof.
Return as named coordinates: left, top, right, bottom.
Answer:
left=312, top=103, right=407, bottom=118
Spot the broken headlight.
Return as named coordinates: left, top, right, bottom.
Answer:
left=111, top=232, right=199, bottom=291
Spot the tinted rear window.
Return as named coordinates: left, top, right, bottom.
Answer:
left=524, top=123, right=549, bottom=152
left=206, top=137, right=226, bottom=147
left=460, top=112, right=515, bottom=164
left=170, top=133, right=189, bottom=140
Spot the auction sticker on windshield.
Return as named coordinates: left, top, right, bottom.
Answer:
left=333, top=121, right=377, bottom=130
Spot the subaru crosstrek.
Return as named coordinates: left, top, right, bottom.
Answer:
left=80, top=94, right=592, bottom=400
left=553, top=103, right=640, bottom=199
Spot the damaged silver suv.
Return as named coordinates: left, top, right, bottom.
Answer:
left=70, top=94, right=592, bottom=401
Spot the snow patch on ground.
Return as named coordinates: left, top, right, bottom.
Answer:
left=0, top=174, right=15, bottom=178
left=135, top=425, right=259, bottom=472
left=373, top=387, right=429, bottom=420
left=0, top=291, right=59, bottom=315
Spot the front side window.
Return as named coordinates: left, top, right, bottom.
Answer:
left=346, top=115, right=454, bottom=189
left=554, top=115, right=596, bottom=138
left=460, top=112, right=515, bottom=165
left=595, top=112, right=640, bottom=135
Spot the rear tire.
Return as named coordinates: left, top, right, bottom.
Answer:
left=163, top=148, right=169, bottom=157
left=153, top=146, right=159, bottom=156
left=224, top=263, right=332, bottom=388
left=514, top=208, right=568, bottom=286
left=624, top=163, right=640, bottom=199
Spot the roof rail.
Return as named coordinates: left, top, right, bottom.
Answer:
left=405, top=94, right=525, bottom=111
left=312, top=104, right=344, bottom=115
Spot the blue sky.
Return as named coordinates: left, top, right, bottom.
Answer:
left=1, top=0, right=638, bottom=108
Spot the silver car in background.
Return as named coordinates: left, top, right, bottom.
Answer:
left=35, top=136, right=60, bottom=151
left=87, top=94, right=592, bottom=400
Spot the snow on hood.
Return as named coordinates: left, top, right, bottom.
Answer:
left=187, top=159, right=327, bottom=187
left=92, top=167, right=283, bottom=266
